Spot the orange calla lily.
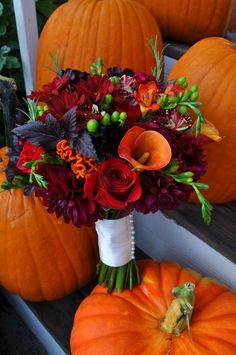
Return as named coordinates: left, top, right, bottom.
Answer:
left=118, top=126, right=172, bottom=171
left=134, top=81, right=160, bottom=115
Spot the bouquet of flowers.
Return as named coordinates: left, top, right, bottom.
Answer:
left=0, top=41, right=220, bottom=293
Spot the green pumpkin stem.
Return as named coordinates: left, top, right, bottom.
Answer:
left=160, top=282, right=195, bottom=337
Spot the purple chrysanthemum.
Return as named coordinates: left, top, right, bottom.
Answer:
left=34, top=164, right=103, bottom=227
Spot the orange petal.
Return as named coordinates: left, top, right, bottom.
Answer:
left=134, top=81, right=158, bottom=107
left=193, top=119, right=221, bottom=142
left=118, top=126, right=172, bottom=170
left=200, top=120, right=221, bottom=142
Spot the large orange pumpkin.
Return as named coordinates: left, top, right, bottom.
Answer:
left=135, top=0, right=236, bottom=44
left=168, top=37, right=236, bottom=203
left=0, top=147, right=99, bottom=301
left=70, top=259, right=236, bottom=354
left=36, top=0, right=163, bottom=88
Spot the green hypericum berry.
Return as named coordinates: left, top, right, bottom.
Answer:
left=178, top=105, right=188, bottom=114
left=101, top=113, right=111, bottom=126
left=87, top=119, right=99, bottom=133
left=190, top=91, right=199, bottom=101
left=109, top=76, right=120, bottom=84
left=189, top=84, right=198, bottom=93
left=43, top=105, right=48, bottom=111
left=177, top=76, right=187, bottom=88
left=119, top=112, right=127, bottom=121
left=103, top=94, right=113, bottom=105
left=111, top=111, right=120, bottom=122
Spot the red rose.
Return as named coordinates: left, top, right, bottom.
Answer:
left=17, top=140, right=44, bottom=174
left=84, top=158, right=142, bottom=210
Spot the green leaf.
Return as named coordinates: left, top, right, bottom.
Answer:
left=163, top=102, right=177, bottom=110
left=191, top=183, right=213, bottom=224
left=193, top=182, right=209, bottom=189
left=32, top=172, right=48, bottom=189
left=0, top=2, right=4, bottom=16
left=161, top=160, right=180, bottom=174
left=5, top=55, right=20, bottom=69
left=0, top=45, right=10, bottom=55
left=0, top=54, right=6, bottom=71
left=36, top=0, right=57, bottom=18
left=149, top=35, right=165, bottom=82
left=0, top=22, right=6, bottom=36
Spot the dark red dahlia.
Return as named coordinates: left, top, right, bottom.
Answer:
left=135, top=172, right=192, bottom=214
left=34, top=164, right=103, bottom=227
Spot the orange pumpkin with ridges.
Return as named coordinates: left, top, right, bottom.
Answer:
left=168, top=37, right=236, bottom=203
left=0, top=147, right=99, bottom=301
left=135, top=0, right=236, bottom=44
left=70, top=259, right=236, bottom=354
left=36, top=0, right=163, bottom=88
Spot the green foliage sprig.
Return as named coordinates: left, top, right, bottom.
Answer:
left=161, top=160, right=213, bottom=224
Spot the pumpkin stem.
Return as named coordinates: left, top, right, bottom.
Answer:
left=160, top=282, right=195, bottom=337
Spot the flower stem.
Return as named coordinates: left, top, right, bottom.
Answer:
left=97, top=260, right=141, bottom=293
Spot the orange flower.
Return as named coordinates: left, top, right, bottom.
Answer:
left=57, top=140, right=97, bottom=179
left=164, top=83, right=184, bottom=96
left=193, top=120, right=222, bottom=143
left=56, top=140, right=76, bottom=161
left=118, top=126, right=172, bottom=171
left=134, top=81, right=160, bottom=115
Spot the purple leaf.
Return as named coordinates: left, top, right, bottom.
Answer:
left=71, top=131, right=98, bottom=160
left=12, top=114, right=65, bottom=150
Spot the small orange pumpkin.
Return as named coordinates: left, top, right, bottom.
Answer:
left=0, top=147, right=99, bottom=301
left=135, top=0, right=236, bottom=44
left=36, top=0, right=163, bottom=88
left=70, top=259, right=236, bottom=354
left=168, top=37, right=236, bottom=203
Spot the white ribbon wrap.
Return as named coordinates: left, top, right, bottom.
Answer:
left=95, top=214, right=135, bottom=267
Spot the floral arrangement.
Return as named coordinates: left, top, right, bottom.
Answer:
left=0, top=40, right=220, bottom=292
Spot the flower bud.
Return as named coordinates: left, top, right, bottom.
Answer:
left=159, top=94, right=168, bottom=107
left=189, top=84, right=198, bottom=93
left=190, top=92, right=199, bottom=101
left=168, top=96, right=177, bottom=103
left=177, top=76, right=187, bottom=88
left=182, top=90, right=191, bottom=101
left=178, top=105, right=188, bottom=115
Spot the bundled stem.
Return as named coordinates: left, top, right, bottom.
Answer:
left=97, top=260, right=141, bottom=293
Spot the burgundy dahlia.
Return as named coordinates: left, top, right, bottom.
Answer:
left=135, top=172, right=192, bottom=214
left=34, top=164, right=103, bottom=227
